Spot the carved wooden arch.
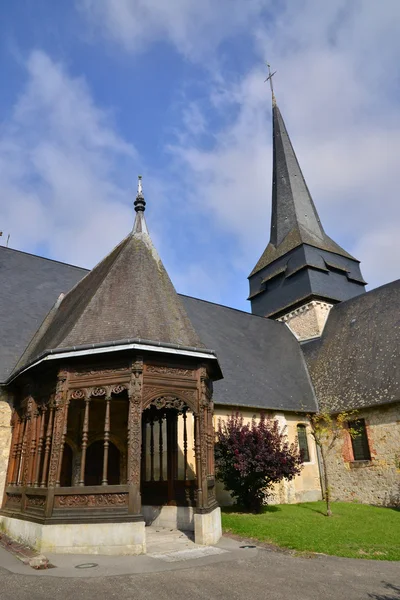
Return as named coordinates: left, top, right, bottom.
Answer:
left=87, top=432, right=126, bottom=456
left=64, top=436, right=79, bottom=456
left=142, top=388, right=198, bottom=414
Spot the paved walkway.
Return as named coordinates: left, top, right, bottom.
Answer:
left=0, top=527, right=243, bottom=578
left=0, top=529, right=398, bottom=600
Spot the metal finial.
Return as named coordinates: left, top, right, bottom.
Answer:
left=134, top=175, right=146, bottom=212
left=264, top=62, right=277, bottom=105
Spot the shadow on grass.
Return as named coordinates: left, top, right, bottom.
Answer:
left=293, top=503, right=327, bottom=516
left=222, top=505, right=281, bottom=515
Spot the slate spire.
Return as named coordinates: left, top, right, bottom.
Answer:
left=248, top=79, right=366, bottom=318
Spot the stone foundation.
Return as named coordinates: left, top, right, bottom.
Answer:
left=194, top=507, right=222, bottom=545
left=277, top=300, right=333, bottom=341
left=0, top=516, right=146, bottom=555
left=142, top=505, right=194, bottom=531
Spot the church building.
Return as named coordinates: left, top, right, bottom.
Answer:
left=0, top=86, right=398, bottom=555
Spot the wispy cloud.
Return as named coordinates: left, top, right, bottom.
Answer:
left=78, top=0, right=268, bottom=61
left=0, top=50, right=136, bottom=266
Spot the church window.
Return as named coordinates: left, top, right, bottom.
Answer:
left=349, top=419, right=371, bottom=461
left=297, top=424, right=310, bottom=462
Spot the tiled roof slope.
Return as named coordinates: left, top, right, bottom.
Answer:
left=0, top=246, right=317, bottom=412
left=181, top=296, right=317, bottom=412
left=13, top=210, right=205, bottom=375
left=0, top=247, right=87, bottom=382
left=303, top=279, right=400, bottom=412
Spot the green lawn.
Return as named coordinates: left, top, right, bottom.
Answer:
left=222, top=502, right=400, bottom=560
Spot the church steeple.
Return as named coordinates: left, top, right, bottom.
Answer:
left=248, top=73, right=366, bottom=337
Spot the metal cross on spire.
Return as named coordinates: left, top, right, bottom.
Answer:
left=264, top=62, right=277, bottom=106
left=137, top=174, right=143, bottom=196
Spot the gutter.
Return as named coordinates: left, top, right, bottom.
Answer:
left=6, top=338, right=218, bottom=384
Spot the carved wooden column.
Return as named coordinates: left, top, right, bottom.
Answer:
left=41, top=400, right=55, bottom=487
left=194, top=413, right=203, bottom=508
left=5, top=410, right=19, bottom=488
left=78, top=394, right=90, bottom=486
left=33, top=405, right=47, bottom=487
left=47, top=370, right=69, bottom=488
left=198, top=367, right=213, bottom=510
left=102, top=395, right=111, bottom=485
left=13, top=414, right=26, bottom=486
left=19, top=398, right=33, bottom=486
left=27, top=402, right=39, bottom=486
left=127, top=357, right=143, bottom=515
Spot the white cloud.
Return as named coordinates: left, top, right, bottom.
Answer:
left=165, top=1, right=400, bottom=289
left=0, top=50, right=136, bottom=267
left=78, top=0, right=267, bottom=61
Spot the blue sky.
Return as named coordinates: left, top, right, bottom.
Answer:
left=1, top=0, right=400, bottom=312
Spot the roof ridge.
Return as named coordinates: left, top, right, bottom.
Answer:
left=179, top=293, right=285, bottom=325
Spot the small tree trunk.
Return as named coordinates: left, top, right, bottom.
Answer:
left=320, top=447, right=332, bottom=517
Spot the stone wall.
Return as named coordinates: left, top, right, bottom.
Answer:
left=0, top=390, right=12, bottom=501
left=326, top=403, right=400, bottom=506
left=277, top=300, right=333, bottom=341
left=214, top=406, right=322, bottom=506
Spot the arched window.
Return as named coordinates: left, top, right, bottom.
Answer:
left=297, top=425, right=310, bottom=462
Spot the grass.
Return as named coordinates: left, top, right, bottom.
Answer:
left=221, top=502, right=400, bottom=560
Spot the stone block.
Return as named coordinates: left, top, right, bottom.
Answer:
left=142, top=505, right=194, bottom=531
left=194, top=507, right=222, bottom=546
left=0, top=516, right=146, bottom=555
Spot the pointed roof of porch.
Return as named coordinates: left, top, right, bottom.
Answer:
left=13, top=178, right=211, bottom=377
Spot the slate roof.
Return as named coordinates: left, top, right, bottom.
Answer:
left=0, top=247, right=87, bottom=383
left=250, top=101, right=354, bottom=277
left=303, top=279, right=400, bottom=412
left=181, top=295, right=317, bottom=412
left=0, top=244, right=317, bottom=411
left=14, top=207, right=207, bottom=375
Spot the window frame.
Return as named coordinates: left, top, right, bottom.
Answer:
left=349, top=418, right=371, bottom=462
left=297, top=423, right=310, bottom=463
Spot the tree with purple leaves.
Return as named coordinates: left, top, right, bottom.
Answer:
left=215, top=413, right=303, bottom=513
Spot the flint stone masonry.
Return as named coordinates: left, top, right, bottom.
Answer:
left=0, top=392, right=12, bottom=500
left=327, top=403, right=400, bottom=506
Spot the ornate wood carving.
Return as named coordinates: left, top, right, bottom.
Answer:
left=102, top=396, right=111, bottom=485
left=78, top=396, right=91, bottom=486
left=26, top=495, right=46, bottom=508
left=8, top=412, right=20, bottom=486
left=70, top=389, right=86, bottom=400
left=111, top=384, right=126, bottom=395
left=143, top=386, right=197, bottom=413
left=6, top=494, right=22, bottom=507
left=20, top=398, right=34, bottom=485
left=146, top=365, right=193, bottom=377
left=73, top=366, right=129, bottom=378
left=127, top=358, right=143, bottom=485
left=150, top=396, right=187, bottom=412
left=27, top=405, right=39, bottom=486
left=47, top=370, right=68, bottom=487
left=41, top=401, right=55, bottom=487
left=54, top=493, right=128, bottom=508
left=33, top=405, right=47, bottom=487
left=91, top=387, right=107, bottom=398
